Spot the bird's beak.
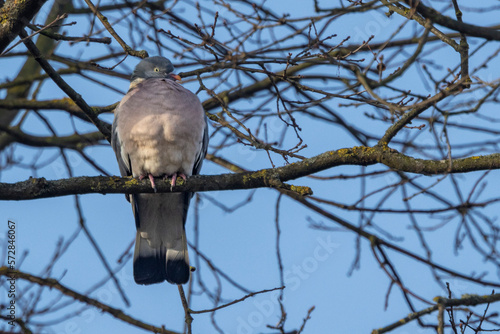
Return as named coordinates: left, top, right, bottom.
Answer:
left=169, top=73, right=182, bottom=82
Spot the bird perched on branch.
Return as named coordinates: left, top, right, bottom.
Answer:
left=111, top=56, right=208, bottom=285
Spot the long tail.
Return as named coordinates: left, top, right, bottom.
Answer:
left=131, top=192, right=191, bottom=285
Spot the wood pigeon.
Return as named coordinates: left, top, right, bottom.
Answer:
left=111, top=56, right=209, bottom=285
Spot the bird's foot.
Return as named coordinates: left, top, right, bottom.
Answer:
left=139, top=173, right=157, bottom=192
left=166, top=172, right=187, bottom=188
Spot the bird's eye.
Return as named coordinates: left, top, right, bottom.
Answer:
left=154, top=68, right=159, bottom=72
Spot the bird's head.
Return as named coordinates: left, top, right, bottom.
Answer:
left=130, top=56, right=181, bottom=87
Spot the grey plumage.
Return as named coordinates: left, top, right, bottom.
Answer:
left=111, top=57, right=208, bottom=285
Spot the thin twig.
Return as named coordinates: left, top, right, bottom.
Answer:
left=178, top=285, right=193, bottom=334
left=190, top=286, right=285, bottom=314
left=82, top=0, right=149, bottom=58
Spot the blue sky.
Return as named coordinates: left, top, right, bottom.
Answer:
left=1, top=0, right=500, bottom=333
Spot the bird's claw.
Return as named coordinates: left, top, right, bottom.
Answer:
left=139, top=173, right=157, bottom=192
left=167, top=172, right=187, bottom=188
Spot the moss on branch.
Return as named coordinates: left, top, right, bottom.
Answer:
left=2, top=146, right=500, bottom=201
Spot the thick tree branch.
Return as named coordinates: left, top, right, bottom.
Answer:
left=2, top=146, right=500, bottom=201
left=403, top=0, right=500, bottom=41
left=0, top=0, right=48, bottom=53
